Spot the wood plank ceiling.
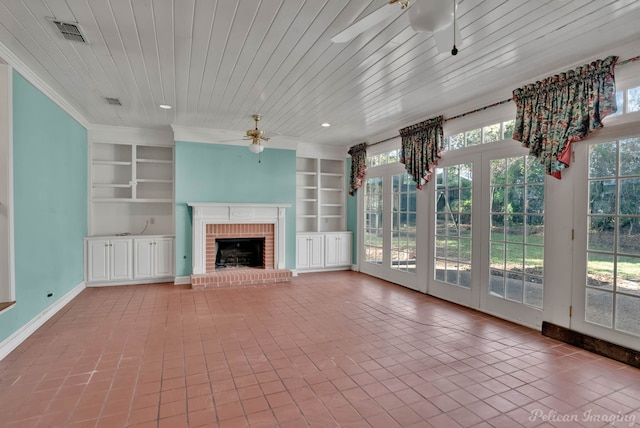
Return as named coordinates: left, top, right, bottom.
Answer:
left=0, top=0, right=638, bottom=147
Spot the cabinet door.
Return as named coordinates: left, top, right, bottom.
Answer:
left=87, top=239, right=110, bottom=282
left=309, top=234, right=325, bottom=269
left=337, top=233, right=352, bottom=266
left=324, top=234, right=340, bottom=267
left=325, top=233, right=352, bottom=267
left=296, top=235, right=311, bottom=269
left=110, top=239, right=133, bottom=280
left=134, top=238, right=154, bottom=279
left=154, top=238, right=174, bottom=277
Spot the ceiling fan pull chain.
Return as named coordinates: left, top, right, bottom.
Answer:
left=451, top=0, right=458, bottom=56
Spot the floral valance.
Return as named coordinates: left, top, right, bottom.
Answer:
left=348, top=143, right=367, bottom=196
left=512, top=55, right=618, bottom=179
left=399, top=116, right=444, bottom=190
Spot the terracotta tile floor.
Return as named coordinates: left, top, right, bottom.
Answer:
left=1, top=271, right=639, bottom=427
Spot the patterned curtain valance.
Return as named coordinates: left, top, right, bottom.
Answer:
left=512, top=55, right=618, bottom=179
left=348, top=143, right=367, bottom=196
left=399, top=115, right=444, bottom=190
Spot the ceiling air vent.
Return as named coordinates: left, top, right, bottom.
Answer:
left=105, top=97, right=122, bottom=106
left=53, top=20, right=86, bottom=43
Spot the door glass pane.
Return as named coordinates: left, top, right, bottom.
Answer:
left=364, top=177, right=383, bottom=265
left=391, top=174, right=417, bottom=273
left=586, top=140, right=640, bottom=336
left=489, top=156, right=544, bottom=309
left=434, top=163, right=472, bottom=288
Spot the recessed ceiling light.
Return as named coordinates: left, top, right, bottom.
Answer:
left=321, top=123, right=331, bottom=127
left=159, top=104, right=172, bottom=110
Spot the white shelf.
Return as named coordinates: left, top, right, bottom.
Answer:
left=320, top=172, right=343, bottom=177
left=136, top=158, right=173, bottom=164
left=137, top=179, right=172, bottom=183
left=93, top=160, right=132, bottom=166
left=93, top=183, right=131, bottom=188
left=93, top=198, right=173, bottom=203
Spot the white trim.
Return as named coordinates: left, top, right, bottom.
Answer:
left=0, top=63, right=14, bottom=302
left=0, top=281, right=86, bottom=361
left=87, top=278, right=174, bottom=287
left=174, top=276, right=191, bottom=285
left=351, top=264, right=359, bottom=272
left=0, top=40, right=90, bottom=129
left=296, top=142, right=347, bottom=160
left=88, top=125, right=174, bottom=146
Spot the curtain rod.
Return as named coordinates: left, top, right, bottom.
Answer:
left=366, top=54, right=640, bottom=148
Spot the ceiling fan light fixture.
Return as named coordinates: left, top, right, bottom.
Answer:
left=408, top=0, right=454, bottom=33
left=248, top=142, right=264, bottom=153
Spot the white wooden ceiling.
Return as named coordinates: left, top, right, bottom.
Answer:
left=0, top=0, right=639, bottom=147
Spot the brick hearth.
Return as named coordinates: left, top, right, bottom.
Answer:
left=191, top=268, right=292, bottom=290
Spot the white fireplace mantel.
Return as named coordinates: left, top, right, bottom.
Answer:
left=187, top=203, right=291, bottom=275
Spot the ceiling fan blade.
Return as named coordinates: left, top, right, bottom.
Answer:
left=433, top=23, right=463, bottom=55
left=331, top=2, right=410, bottom=43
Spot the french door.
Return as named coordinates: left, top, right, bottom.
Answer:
left=427, top=145, right=545, bottom=327
left=571, top=135, right=640, bottom=349
left=361, top=164, right=421, bottom=291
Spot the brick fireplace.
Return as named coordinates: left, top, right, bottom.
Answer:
left=188, top=203, right=292, bottom=289
left=205, top=223, right=273, bottom=271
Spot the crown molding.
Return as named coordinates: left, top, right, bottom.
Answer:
left=88, top=124, right=174, bottom=146
left=0, top=40, right=90, bottom=130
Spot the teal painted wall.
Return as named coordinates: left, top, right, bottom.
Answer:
left=346, top=158, right=358, bottom=264
left=0, top=72, right=87, bottom=343
left=175, top=142, right=296, bottom=276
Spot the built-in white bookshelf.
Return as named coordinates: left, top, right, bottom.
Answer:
left=296, top=157, right=345, bottom=232
left=91, top=142, right=173, bottom=203
left=88, top=127, right=175, bottom=237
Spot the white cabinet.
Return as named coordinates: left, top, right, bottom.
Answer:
left=296, top=232, right=352, bottom=272
left=134, top=237, right=174, bottom=279
left=325, top=232, right=353, bottom=268
left=85, top=235, right=173, bottom=285
left=86, top=238, right=133, bottom=283
left=297, top=234, right=325, bottom=270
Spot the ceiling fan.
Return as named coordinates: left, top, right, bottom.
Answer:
left=331, top=0, right=463, bottom=55
left=245, top=114, right=269, bottom=154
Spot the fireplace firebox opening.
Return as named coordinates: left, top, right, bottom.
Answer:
left=215, top=237, right=265, bottom=269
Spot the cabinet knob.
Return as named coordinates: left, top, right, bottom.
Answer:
left=109, top=244, right=113, bottom=247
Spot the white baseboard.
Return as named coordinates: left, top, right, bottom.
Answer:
left=351, top=264, right=359, bottom=272
left=86, top=277, right=174, bottom=287
left=174, top=276, right=191, bottom=285
left=0, top=281, right=86, bottom=361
